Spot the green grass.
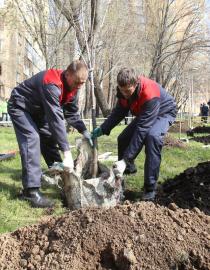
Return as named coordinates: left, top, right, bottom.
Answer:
left=0, top=125, right=210, bottom=233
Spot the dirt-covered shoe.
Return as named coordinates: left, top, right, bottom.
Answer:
left=124, top=162, right=137, bottom=175
left=142, top=190, right=156, bottom=201
left=21, top=188, right=54, bottom=208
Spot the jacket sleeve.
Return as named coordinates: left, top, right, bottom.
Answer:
left=123, top=97, right=160, bottom=161
left=63, top=93, right=87, bottom=133
left=100, top=101, right=129, bottom=135
left=41, top=83, right=70, bottom=152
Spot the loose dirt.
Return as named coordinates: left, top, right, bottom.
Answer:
left=0, top=162, right=210, bottom=270
left=189, top=126, right=210, bottom=134
left=0, top=203, right=209, bottom=270
left=164, top=134, right=186, bottom=148
left=169, top=121, right=189, bottom=133
left=157, top=161, right=210, bottom=215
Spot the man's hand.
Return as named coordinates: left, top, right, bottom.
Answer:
left=82, top=130, right=93, bottom=147
left=91, top=127, right=103, bottom=139
left=113, top=159, right=126, bottom=178
left=63, top=150, right=74, bottom=172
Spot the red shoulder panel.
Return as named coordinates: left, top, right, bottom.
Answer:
left=43, top=69, right=63, bottom=89
left=140, top=76, right=160, bottom=102
left=43, top=69, right=79, bottom=105
left=130, top=76, right=160, bottom=116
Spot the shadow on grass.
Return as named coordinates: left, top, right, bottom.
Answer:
left=0, top=180, right=63, bottom=214
left=0, top=162, right=61, bottom=201
left=0, top=163, right=21, bottom=181
left=190, top=135, right=210, bottom=145
left=0, top=181, right=20, bottom=199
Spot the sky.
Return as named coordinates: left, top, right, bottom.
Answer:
left=205, top=0, right=210, bottom=27
left=0, top=0, right=4, bottom=7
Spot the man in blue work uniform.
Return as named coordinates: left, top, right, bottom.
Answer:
left=8, top=60, right=92, bottom=208
left=92, top=68, right=177, bottom=201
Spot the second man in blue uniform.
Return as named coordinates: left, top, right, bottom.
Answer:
left=92, top=68, right=177, bottom=201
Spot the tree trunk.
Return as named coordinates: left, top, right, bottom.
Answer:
left=107, top=59, right=114, bottom=107
left=111, top=91, right=117, bottom=110
left=84, top=81, right=92, bottom=118
left=96, top=103, right=100, bottom=117
left=94, top=78, right=111, bottom=117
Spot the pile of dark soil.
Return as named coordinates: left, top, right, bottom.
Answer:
left=157, top=161, right=210, bottom=215
left=190, top=135, right=210, bottom=145
left=190, top=126, right=210, bottom=134
left=0, top=202, right=209, bottom=270
left=164, top=134, right=186, bottom=148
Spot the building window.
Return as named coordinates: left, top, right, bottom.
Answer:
left=24, top=57, right=32, bottom=77
left=0, top=20, right=4, bottom=31
left=17, top=53, right=21, bottom=65
left=18, top=33, right=22, bottom=46
left=25, top=39, right=33, bottom=61
left=16, top=72, right=21, bottom=85
left=0, top=84, right=4, bottom=98
left=0, top=39, right=2, bottom=52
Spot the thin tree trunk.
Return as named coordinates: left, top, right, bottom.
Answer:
left=94, top=78, right=111, bottom=117
left=111, top=91, right=117, bottom=110
left=107, top=59, right=114, bottom=107
left=96, top=103, right=99, bottom=117
left=84, top=81, right=91, bottom=118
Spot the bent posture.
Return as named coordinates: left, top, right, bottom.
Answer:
left=8, top=60, right=92, bottom=208
left=92, top=68, right=177, bottom=201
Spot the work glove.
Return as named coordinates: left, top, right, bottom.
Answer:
left=82, top=130, right=93, bottom=147
left=113, top=159, right=126, bottom=178
left=62, top=150, right=74, bottom=172
left=91, top=127, right=103, bottom=139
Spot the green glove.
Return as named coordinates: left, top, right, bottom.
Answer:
left=91, top=127, right=103, bottom=139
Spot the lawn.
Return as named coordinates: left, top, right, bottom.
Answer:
left=0, top=125, right=210, bottom=233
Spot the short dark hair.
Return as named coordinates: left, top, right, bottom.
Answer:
left=67, top=60, right=88, bottom=73
left=117, top=68, right=138, bottom=87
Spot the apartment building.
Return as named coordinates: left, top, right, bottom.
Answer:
left=0, top=0, right=46, bottom=100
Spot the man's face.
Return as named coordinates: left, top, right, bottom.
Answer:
left=118, top=84, right=136, bottom=99
left=65, top=69, right=88, bottom=90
